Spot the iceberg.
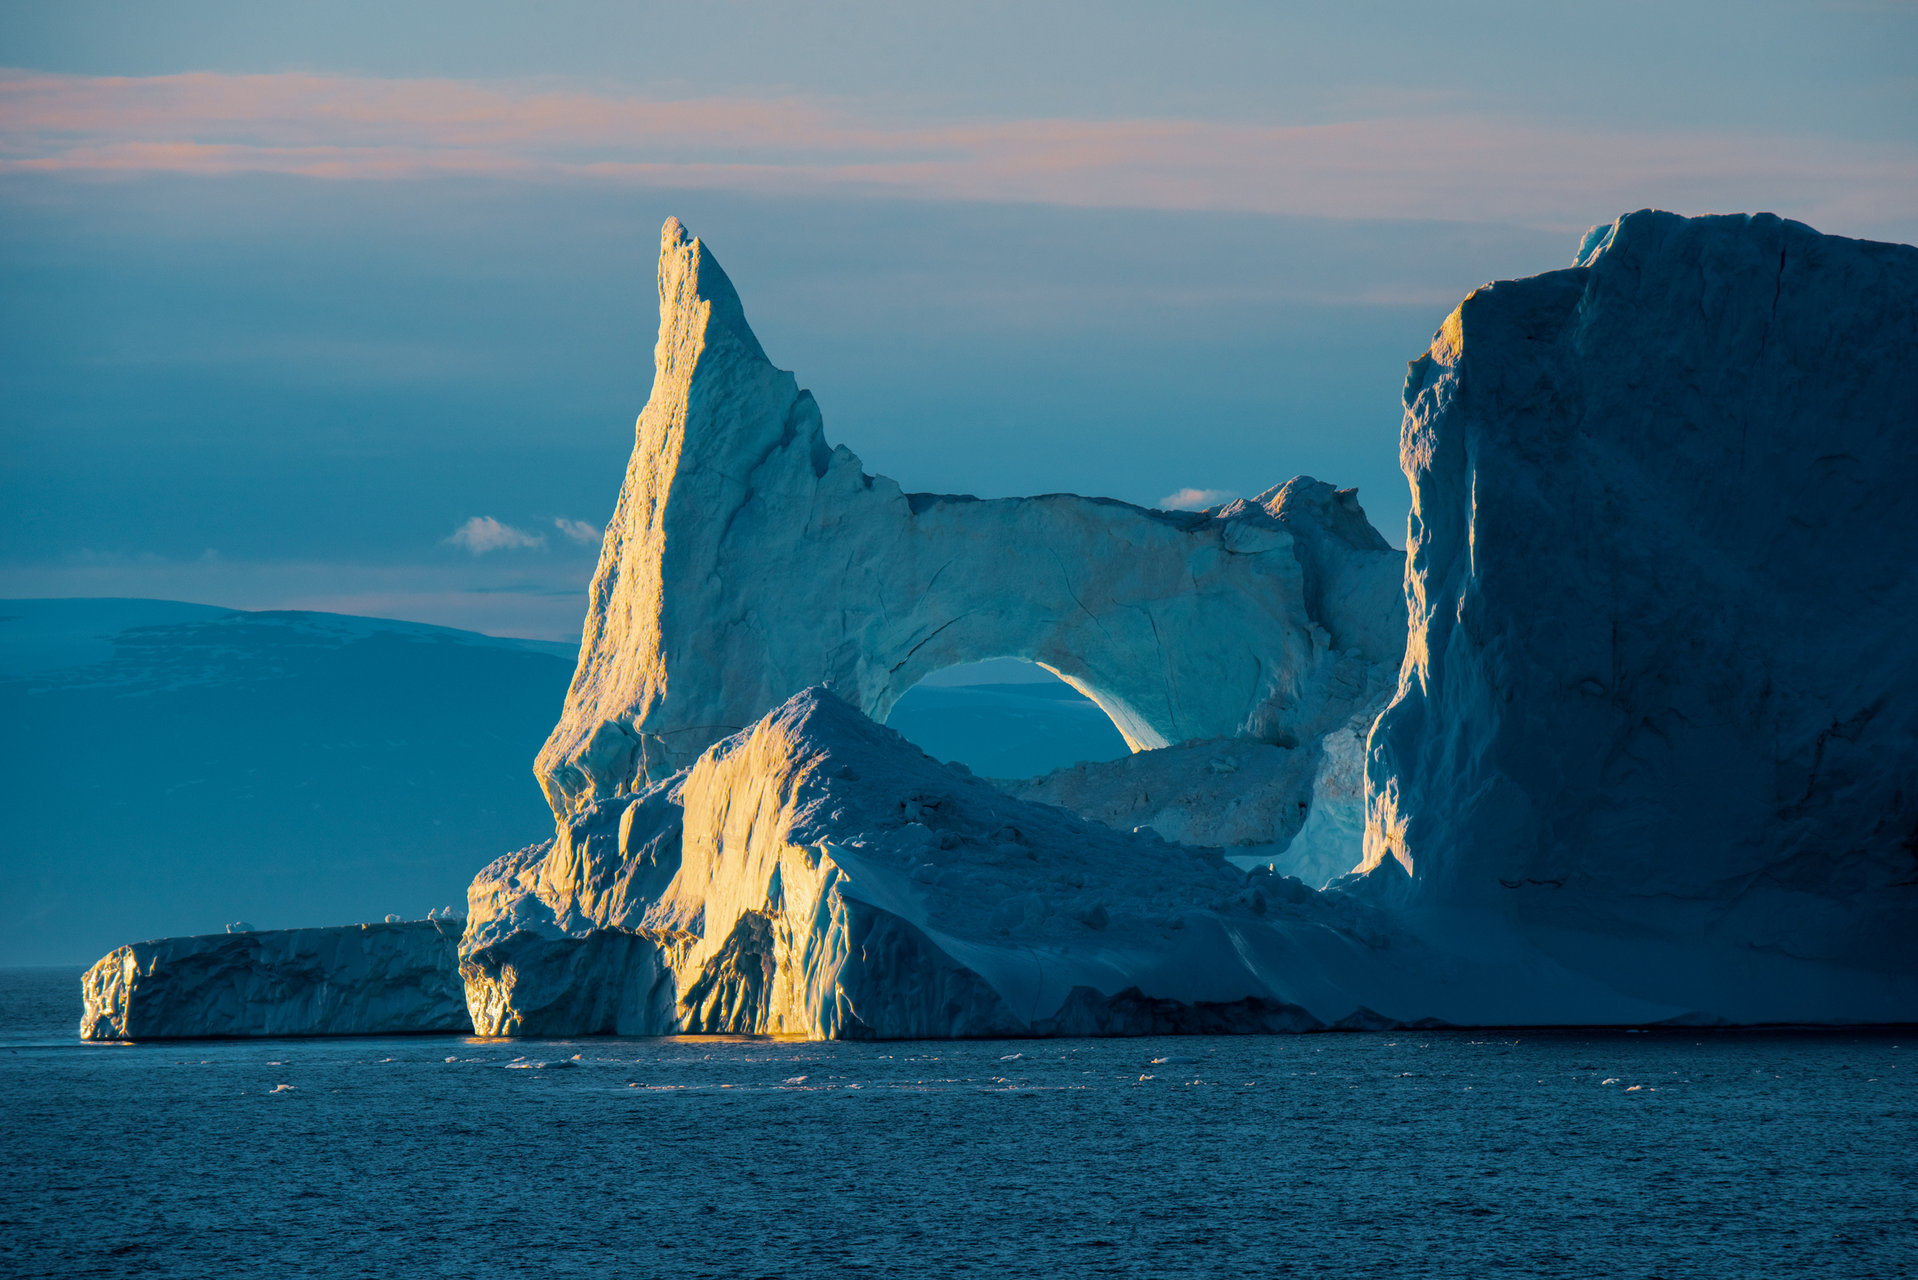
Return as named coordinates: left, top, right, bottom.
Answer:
left=75, top=209, right=1918, bottom=1038
left=474, top=210, right=1915, bottom=1033
left=532, top=220, right=1405, bottom=847
left=461, top=686, right=1686, bottom=1036
left=80, top=920, right=471, bottom=1040
left=1364, top=210, right=1918, bottom=1022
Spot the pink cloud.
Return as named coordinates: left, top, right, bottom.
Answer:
left=3, top=69, right=1914, bottom=235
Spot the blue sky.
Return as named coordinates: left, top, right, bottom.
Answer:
left=3, top=1, right=1913, bottom=638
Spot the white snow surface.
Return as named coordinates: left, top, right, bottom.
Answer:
left=80, top=920, right=471, bottom=1039
left=533, top=218, right=1404, bottom=822
left=1364, top=209, right=1918, bottom=1022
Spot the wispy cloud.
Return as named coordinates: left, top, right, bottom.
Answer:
left=1160, top=487, right=1241, bottom=511
left=445, top=516, right=543, bottom=553
left=552, top=517, right=601, bottom=545
left=2, top=70, right=1913, bottom=233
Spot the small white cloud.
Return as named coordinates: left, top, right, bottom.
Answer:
left=553, top=517, right=602, bottom=545
left=445, top=516, right=544, bottom=554
left=1159, top=487, right=1240, bottom=511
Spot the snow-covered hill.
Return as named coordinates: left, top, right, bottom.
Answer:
left=0, top=599, right=576, bottom=964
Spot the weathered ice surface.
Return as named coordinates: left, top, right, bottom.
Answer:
left=1267, top=693, right=1387, bottom=887
left=80, top=920, right=471, bottom=1039
left=1364, top=210, right=1918, bottom=1023
left=1001, top=687, right=1389, bottom=887
left=460, top=800, right=682, bottom=1037
left=466, top=688, right=1684, bottom=1037
left=1005, top=736, right=1320, bottom=855
left=533, top=220, right=1403, bottom=832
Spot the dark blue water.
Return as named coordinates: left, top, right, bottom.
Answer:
left=4, top=967, right=1913, bottom=1278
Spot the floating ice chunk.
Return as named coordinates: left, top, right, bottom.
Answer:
left=82, top=919, right=470, bottom=1039
left=783, top=1075, right=808, bottom=1084
left=1601, top=1078, right=1620, bottom=1085
left=999, top=1053, right=1022, bottom=1061
left=1152, top=1056, right=1200, bottom=1064
left=269, top=1084, right=294, bottom=1093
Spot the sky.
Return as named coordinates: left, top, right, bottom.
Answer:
left=3, top=1, right=1914, bottom=640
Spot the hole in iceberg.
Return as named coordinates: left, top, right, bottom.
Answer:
left=884, top=659, right=1130, bottom=781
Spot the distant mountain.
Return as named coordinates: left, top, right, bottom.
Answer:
left=0, top=601, right=1133, bottom=965
left=0, top=600, right=576, bottom=965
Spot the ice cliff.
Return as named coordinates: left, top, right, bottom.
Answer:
left=80, top=920, right=470, bottom=1040
left=1364, top=210, right=1918, bottom=1022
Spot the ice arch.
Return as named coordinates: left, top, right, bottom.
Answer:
left=535, top=219, right=1404, bottom=820
left=885, top=659, right=1131, bottom=780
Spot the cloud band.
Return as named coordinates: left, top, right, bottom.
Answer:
left=3, top=69, right=1914, bottom=233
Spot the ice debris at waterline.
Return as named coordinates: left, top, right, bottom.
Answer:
left=80, top=920, right=470, bottom=1040
left=78, top=209, right=1918, bottom=1039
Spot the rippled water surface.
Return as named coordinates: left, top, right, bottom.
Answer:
left=5, top=967, right=1914, bottom=1278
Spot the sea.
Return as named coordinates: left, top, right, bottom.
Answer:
left=3, top=966, right=1912, bottom=1279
